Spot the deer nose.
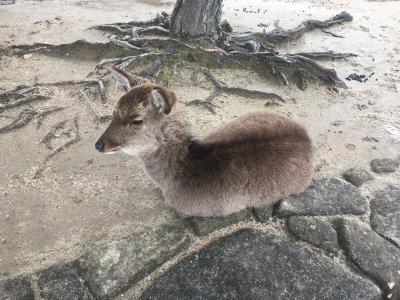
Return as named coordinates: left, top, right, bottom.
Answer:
left=95, top=141, right=105, bottom=152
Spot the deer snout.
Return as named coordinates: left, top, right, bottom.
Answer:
left=95, top=140, right=105, bottom=152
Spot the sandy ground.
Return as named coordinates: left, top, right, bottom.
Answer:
left=0, top=0, right=399, bottom=277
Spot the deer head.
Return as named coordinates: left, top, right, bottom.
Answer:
left=95, top=67, right=177, bottom=155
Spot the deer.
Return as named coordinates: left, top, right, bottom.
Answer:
left=95, top=67, right=313, bottom=217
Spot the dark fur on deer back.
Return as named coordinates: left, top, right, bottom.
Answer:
left=141, top=111, right=313, bottom=216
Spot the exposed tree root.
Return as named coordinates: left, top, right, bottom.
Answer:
left=245, top=51, right=352, bottom=86
left=34, top=115, right=80, bottom=179
left=0, top=109, right=36, bottom=133
left=135, top=26, right=170, bottom=36
left=91, top=11, right=170, bottom=34
left=187, top=69, right=285, bottom=113
left=35, top=80, right=100, bottom=87
left=289, top=51, right=357, bottom=60
left=0, top=107, right=64, bottom=134
left=186, top=90, right=222, bottom=114
left=137, top=58, right=163, bottom=78
left=36, top=107, right=65, bottom=129
left=204, top=69, right=284, bottom=102
left=110, top=35, right=147, bottom=51
left=91, top=24, right=132, bottom=35
left=221, top=86, right=285, bottom=102
left=89, top=53, right=162, bottom=76
left=225, top=11, right=353, bottom=45
left=0, top=94, right=49, bottom=113
left=84, top=10, right=355, bottom=90
left=1, top=10, right=356, bottom=92
left=8, top=40, right=110, bottom=56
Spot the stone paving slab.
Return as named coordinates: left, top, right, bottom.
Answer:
left=337, top=218, right=400, bottom=293
left=288, top=216, right=340, bottom=253
left=371, top=185, right=400, bottom=247
left=370, top=158, right=399, bottom=174
left=0, top=277, right=34, bottom=300
left=277, top=178, right=368, bottom=217
left=342, top=167, right=374, bottom=187
left=140, top=228, right=382, bottom=300
left=36, top=263, right=88, bottom=300
left=78, top=221, right=191, bottom=299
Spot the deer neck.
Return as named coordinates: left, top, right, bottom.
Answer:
left=140, top=113, right=191, bottom=189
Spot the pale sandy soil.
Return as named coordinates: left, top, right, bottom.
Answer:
left=0, top=0, right=399, bottom=277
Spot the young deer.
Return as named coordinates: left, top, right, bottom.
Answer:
left=95, top=67, right=313, bottom=216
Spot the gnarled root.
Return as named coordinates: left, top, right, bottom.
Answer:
left=187, top=69, right=284, bottom=113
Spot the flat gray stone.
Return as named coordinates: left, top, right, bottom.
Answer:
left=288, top=216, right=340, bottom=253
left=186, top=209, right=254, bottom=236
left=342, top=168, right=374, bottom=187
left=337, top=218, right=400, bottom=292
left=370, top=158, right=399, bottom=174
left=0, top=277, right=34, bottom=300
left=277, top=178, right=368, bottom=217
left=140, top=228, right=381, bottom=300
left=252, top=204, right=274, bottom=223
left=371, top=185, right=400, bottom=247
left=37, top=263, right=87, bottom=300
left=78, top=221, right=191, bottom=299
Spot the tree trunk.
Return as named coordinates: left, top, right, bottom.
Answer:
left=170, top=0, right=223, bottom=37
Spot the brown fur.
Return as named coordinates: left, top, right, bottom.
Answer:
left=96, top=68, right=313, bottom=216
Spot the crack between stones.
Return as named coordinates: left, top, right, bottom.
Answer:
left=372, top=230, right=400, bottom=250
left=333, top=220, right=387, bottom=297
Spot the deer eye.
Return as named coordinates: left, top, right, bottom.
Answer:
left=129, top=117, right=143, bottom=126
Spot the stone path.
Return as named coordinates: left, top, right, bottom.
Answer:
left=1, top=158, right=399, bottom=300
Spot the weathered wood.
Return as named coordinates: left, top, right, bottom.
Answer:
left=170, top=0, right=223, bottom=37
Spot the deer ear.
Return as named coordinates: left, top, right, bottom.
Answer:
left=150, top=87, right=177, bottom=115
left=111, top=66, right=147, bottom=91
